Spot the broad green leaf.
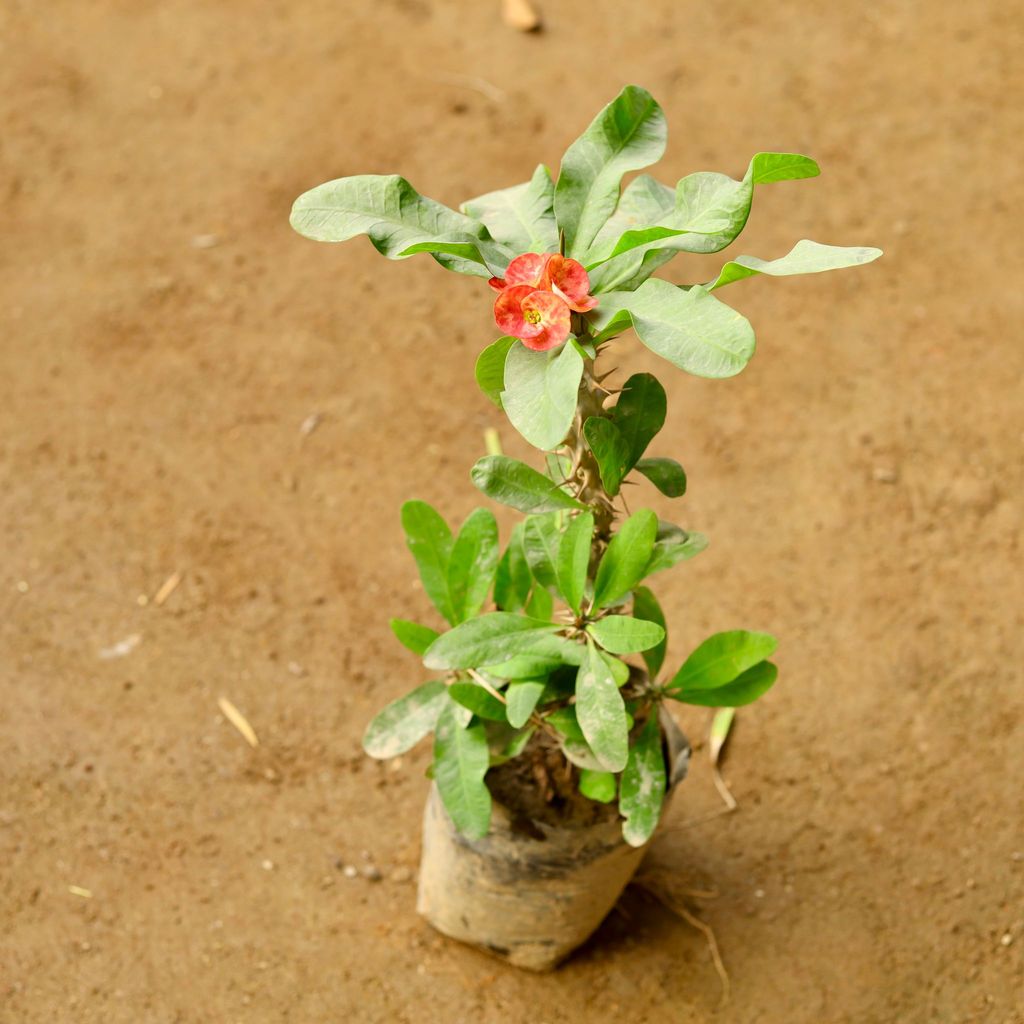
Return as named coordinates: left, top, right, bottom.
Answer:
left=483, top=651, right=570, bottom=679
left=579, top=769, right=617, bottom=804
left=363, top=679, right=447, bottom=759
left=589, top=279, right=755, bottom=379
left=493, top=523, right=532, bottom=612
left=433, top=701, right=491, bottom=839
left=559, top=736, right=606, bottom=772
left=447, top=508, right=499, bottom=624
left=448, top=681, right=507, bottom=721
left=471, top=455, right=585, bottom=514
left=632, top=587, right=667, bottom=678
left=635, top=457, right=687, bottom=497
left=610, top=373, right=666, bottom=469
left=587, top=152, right=820, bottom=292
left=603, top=651, right=631, bottom=687
left=554, top=86, right=668, bottom=258
left=583, top=417, right=631, bottom=496
left=592, top=508, right=658, bottom=611
left=475, top=337, right=516, bottom=407
left=389, top=619, right=440, bottom=656
left=667, top=630, right=778, bottom=693
left=523, top=513, right=562, bottom=592
left=671, top=660, right=778, bottom=707
left=506, top=679, right=545, bottom=728
left=707, top=239, right=883, bottom=291
left=423, top=613, right=561, bottom=670
left=546, top=705, right=585, bottom=742
left=646, top=523, right=708, bottom=576
left=501, top=341, right=584, bottom=451
left=586, top=615, right=666, bottom=654
left=557, top=511, right=594, bottom=616
left=400, top=500, right=455, bottom=624
left=398, top=235, right=512, bottom=277
left=290, top=174, right=493, bottom=277
left=497, top=725, right=535, bottom=761
left=461, top=164, right=558, bottom=255
left=589, top=174, right=676, bottom=259
left=620, top=713, right=667, bottom=846
left=524, top=583, right=554, bottom=621
left=575, top=639, right=629, bottom=772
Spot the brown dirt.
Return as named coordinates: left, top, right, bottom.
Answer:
left=2, top=2, right=1022, bottom=1021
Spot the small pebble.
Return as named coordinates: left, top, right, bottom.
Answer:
left=872, top=466, right=899, bottom=484
left=261, top=859, right=274, bottom=872
left=16, top=580, right=29, bottom=593
left=1000, top=932, right=1013, bottom=947
left=361, top=865, right=382, bottom=882
left=390, top=867, right=413, bottom=884
left=755, top=889, right=765, bottom=899
left=191, top=233, right=220, bottom=249
left=342, top=865, right=358, bottom=879
left=287, top=661, right=306, bottom=677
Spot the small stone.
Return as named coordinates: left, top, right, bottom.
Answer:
left=361, top=864, right=382, bottom=882
left=16, top=580, right=29, bottom=593
left=755, top=889, right=765, bottom=899
left=287, top=661, right=305, bottom=677
left=191, top=233, right=220, bottom=249
left=342, top=865, right=358, bottom=879
left=1000, top=932, right=1013, bottom=947
left=390, top=867, right=413, bottom=883
left=872, top=466, right=898, bottom=484
left=261, top=859, right=274, bottom=872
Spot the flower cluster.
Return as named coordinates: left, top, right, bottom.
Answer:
left=489, top=253, right=597, bottom=351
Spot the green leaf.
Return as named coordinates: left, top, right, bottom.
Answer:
left=592, top=508, right=658, bottom=612
left=620, top=713, right=667, bottom=847
left=423, top=613, right=561, bottom=670
left=554, top=86, right=668, bottom=258
left=635, top=457, right=687, bottom=497
left=610, top=373, right=666, bottom=469
left=632, top=587, right=667, bottom=678
left=462, top=164, right=559, bottom=255
left=524, top=583, right=554, bottom=621
left=671, top=660, right=778, bottom=707
left=589, top=174, right=676, bottom=260
left=587, top=152, right=820, bottom=292
left=501, top=341, right=584, bottom=452
left=645, top=523, right=708, bottom=576
left=483, top=651, right=569, bottom=679
left=400, top=500, right=455, bottom=625
left=506, top=679, right=545, bottom=728
left=363, top=680, right=447, bottom=759
left=389, top=619, right=440, bottom=656
left=448, top=681, right=508, bottom=721
left=556, top=511, right=594, bottom=616
left=748, top=152, right=820, bottom=184
left=523, top=513, right=562, bottom=592
left=583, top=417, right=631, bottom=496
left=447, top=509, right=499, bottom=624
left=493, top=523, right=532, bottom=612
left=398, top=235, right=512, bottom=277
left=603, top=650, right=631, bottom=687
left=471, top=455, right=585, bottom=514
left=290, top=174, right=494, bottom=277
left=475, top=337, right=516, bottom=407
left=707, top=239, right=883, bottom=291
left=586, top=615, right=666, bottom=655
left=579, top=769, right=617, bottom=804
left=433, top=701, right=492, bottom=839
left=667, top=630, right=778, bottom=693
left=589, top=279, right=755, bottom=380
left=575, top=639, right=629, bottom=772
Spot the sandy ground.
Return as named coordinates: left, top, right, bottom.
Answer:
left=2, top=1, right=1022, bottom=1021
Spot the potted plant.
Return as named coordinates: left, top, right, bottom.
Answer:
left=290, top=85, right=880, bottom=971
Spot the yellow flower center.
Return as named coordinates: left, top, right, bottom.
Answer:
left=524, top=309, right=542, bottom=325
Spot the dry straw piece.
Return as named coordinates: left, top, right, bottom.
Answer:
left=218, top=697, right=259, bottom=748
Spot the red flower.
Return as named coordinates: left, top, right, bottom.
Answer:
left=489, top=253, right=597, bottom=352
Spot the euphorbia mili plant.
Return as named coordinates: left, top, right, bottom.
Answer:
left=290, top=85, right=881, bottom=846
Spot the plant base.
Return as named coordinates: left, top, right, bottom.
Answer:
left=416, top=710, right=690, bottom=970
